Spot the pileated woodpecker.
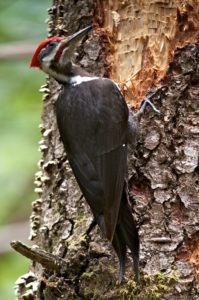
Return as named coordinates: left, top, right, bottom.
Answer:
left=30, top=26, right=139, bottom=282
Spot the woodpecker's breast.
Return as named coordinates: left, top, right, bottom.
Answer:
left=55, top=77, right=129, bottom=155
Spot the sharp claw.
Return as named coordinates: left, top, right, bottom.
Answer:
left=139, top=95, right=161, bottom=115
left=136, top=85, right=167, bottom=117
left=144, top=98, right=161, bottom=114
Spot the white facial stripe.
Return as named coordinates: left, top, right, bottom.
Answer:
left=70, top=75, right=99, bottom=86
left=42, top=46, right=58, bottom=63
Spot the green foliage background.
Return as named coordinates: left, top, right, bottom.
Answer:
left=0, top=1, right=50, bottom=299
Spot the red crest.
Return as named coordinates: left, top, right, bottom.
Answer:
left=30, top=36, right=62, bottom=68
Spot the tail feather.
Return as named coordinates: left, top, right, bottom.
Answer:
left=113, top=192, right=140, bottom=282
left=120, top=202, right=140, bottom=282
left=94, top=190, right=139, bottom=283
left=112, top=227, right=127, bottom=283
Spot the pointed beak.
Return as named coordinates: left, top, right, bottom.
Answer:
left=60, top=25, right=92, bottom=49
left=68, top=25, right=93, bottom=44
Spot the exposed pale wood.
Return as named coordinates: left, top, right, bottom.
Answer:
left=99, top=0, right=199, bottom=103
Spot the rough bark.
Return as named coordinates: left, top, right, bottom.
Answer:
left=14, top=1, right=199, bottom=299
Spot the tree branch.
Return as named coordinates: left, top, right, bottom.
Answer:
left=10, top=240, right=68, bottom=274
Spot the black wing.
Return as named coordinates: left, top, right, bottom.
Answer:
left=56, top=78, right=129, bottom=241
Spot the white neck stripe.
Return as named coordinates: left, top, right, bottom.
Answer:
left=69, top=76, right=121, bottom=91
left=41, top=66, right=120, bottom=90
left=69, top=75, right=99, bottom=86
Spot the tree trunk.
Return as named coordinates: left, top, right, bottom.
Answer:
left=14, top=1, right=199, bottom=299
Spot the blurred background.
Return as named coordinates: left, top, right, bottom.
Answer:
left=0, top=0, right=50, bottom=299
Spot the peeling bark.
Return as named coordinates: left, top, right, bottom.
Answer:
left=14, top=1, right=199, bottom=299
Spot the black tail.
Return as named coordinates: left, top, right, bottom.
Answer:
left=112, top=191, right=140, bottom=283
left=112, top=226, right=127, bottom=283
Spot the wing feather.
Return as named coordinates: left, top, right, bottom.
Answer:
left=56, top=78, right=129, bottom=241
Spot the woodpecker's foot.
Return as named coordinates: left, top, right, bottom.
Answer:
left=139, top=96, right=161, bottom=115
left=136, top=85, right=167, bottom=119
